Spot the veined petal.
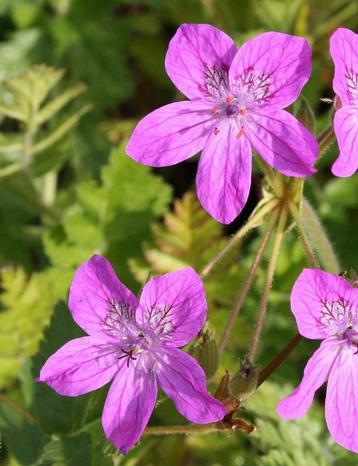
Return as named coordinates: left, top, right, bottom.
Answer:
left=165, top=23, right=237, bottom=100
left=229, top=32, right=311, bottom=108
left=126, top=101, right=215, bottom=167
left=332, top=105, right=358, bottom=177
left=137, top=268, right=206, bottom=347
left=37, top=337, right=118, bottom=396
left=68, top=255, right=139, bottom=337
left=325, top=346, right=358, bottom=454
left=330, top=28, right=358, bottom=106
left=276, top=338, right=340, bottom=419
left=102, top=363, right=157, bottom=454
left=196, top=120, right=252, bottom=224
left=246, top=109, right=318, bottom=177
left=156, top=346, right=226, bottom=423
left=290, top=269, right=354, bottom=340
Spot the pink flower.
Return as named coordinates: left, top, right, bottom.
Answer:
left=330, top=28, right=358, bottom=177
left=37, top=255, right=225, bottom=453
left=277, top=269, right=358, bottom=454
left=126, top=24, right=318, bottom=224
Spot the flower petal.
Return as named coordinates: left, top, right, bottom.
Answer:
left=102, top=362, right=157, bottom=454
left=165, top=23, right=237, bottom=100
left=156, top=346, right=226, bottom=423
left=290, top=269, right=353, bottom=340
left=138, top=268, right=206, bottom=347
left=37, top=336, right=118, bottom=396
left=246, top=109, right=318, bottom=177
left=325, top=346, right=358, bottom=454
left=332, top=105, right=358, bottom=177
left=68, top=255, right=139, bottom=337
left=126, top=101, right=215, bottom=167
left=330, top=28, right=358, bottom=106
left=276, top=337, right=340, bottom=419
left=229, top=31, right=312, bottom=108
left=196, top=120, right=252, bottom=224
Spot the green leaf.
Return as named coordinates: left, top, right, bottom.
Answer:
left=33, top=433, right=92, bottom=466
left=0, top=394, right=47, bottom=465
left=31, top=302, right=104, bottom=434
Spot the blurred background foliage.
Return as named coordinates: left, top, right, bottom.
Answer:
left=0, top=0, right=357, bottom=464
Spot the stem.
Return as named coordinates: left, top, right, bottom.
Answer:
left=143, top=423, right=234, bottom=436
left=200, top=198, right=279, bottom=279
left=42, top=171, right=57, bottom=206
left=289, top=202, right=320, bottom=269
left=0, top=393, right=39, bottom=426
left=218, top=207, right=280, bottom=354
left=256, top=333, right=302, bottom=387
left=247, top=206, right=288, bottom=364
left=318, top=125, right=336, bottom=158
left=22, top=112, right=35, bottom=168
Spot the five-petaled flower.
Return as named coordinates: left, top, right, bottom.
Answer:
left=330, top=28, right=358, bottom=177
left=126, top=24, right=318, bottom=224
left=277, top=269, right=358, bottom=454
left=37, top=255, right=226, bottom=453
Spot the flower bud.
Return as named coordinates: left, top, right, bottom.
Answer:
left=229, top=360, right=260, bottom=401
left=190, top=330, right=220, bottom=378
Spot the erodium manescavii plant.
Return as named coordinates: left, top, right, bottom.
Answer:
left=126, top=24, right=318, bottom=224
left=30, top=23, right=358, bottom=458
left=38, top=255, right=226, bottom=453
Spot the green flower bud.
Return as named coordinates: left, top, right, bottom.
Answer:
left=229, top=360, right=260, bottom=402
left=190, top=330, right=220, bottom=378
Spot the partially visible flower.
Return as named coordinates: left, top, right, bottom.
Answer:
left=277, top=269, right=358, bottom=454
left=330, top=28, right=358, bottom=177
left=37, top=255, right=225, bottom=453
left=126, top=24, right=318, bottom=224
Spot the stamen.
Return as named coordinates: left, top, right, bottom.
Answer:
left=237, top=128, right=245, bottom=138
left=211, top=107, right=220, bottom=116
left=226, top=95, right=234, bottom=103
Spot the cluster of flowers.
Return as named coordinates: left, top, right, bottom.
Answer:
left=38, top=25, right=358, bottom=455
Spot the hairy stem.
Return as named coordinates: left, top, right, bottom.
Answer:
left=218, top=207, right=280, bottom=354
left=200, top=198, right=279, bottom=279
left=247, top=206, right=288, bottom=364
left=143, top=423, right=234, bottom=436
left=257, top=333, right=302, bottom=387
left=0, top=393, right=39, bottom=426
left=317, top=125, right=336, bottom=158
left=289, top=202, right=320, bottom=269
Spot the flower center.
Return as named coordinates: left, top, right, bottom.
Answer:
left=225, top=103, right=239, bottom=116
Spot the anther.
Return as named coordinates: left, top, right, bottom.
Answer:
left=226, top=95, right=234, bottom=103
left=214, top=127, right=220, bottom=135
left=211, top=107, right=220, bottom=115
left=237, top=128, right=245, bottom=139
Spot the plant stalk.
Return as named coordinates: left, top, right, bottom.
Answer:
left=218, top=207, right=280, bottom=354
left=247, top=206, right=288, bottom=364
left=200, top=198, right=279, bottom=279
left=0, top=393, right=39, bottom=426
left=256, top=333, right=302, bottom=387
left=289, top=202, right=320, bottom=269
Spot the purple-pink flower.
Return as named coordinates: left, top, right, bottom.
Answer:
left=126, top=24, right=318, bottom=224
left=37, top=255, right=226, bottom=453
left=330, top=28, right=358, bottom=177
left=277, top=269, right=358, bottom=454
